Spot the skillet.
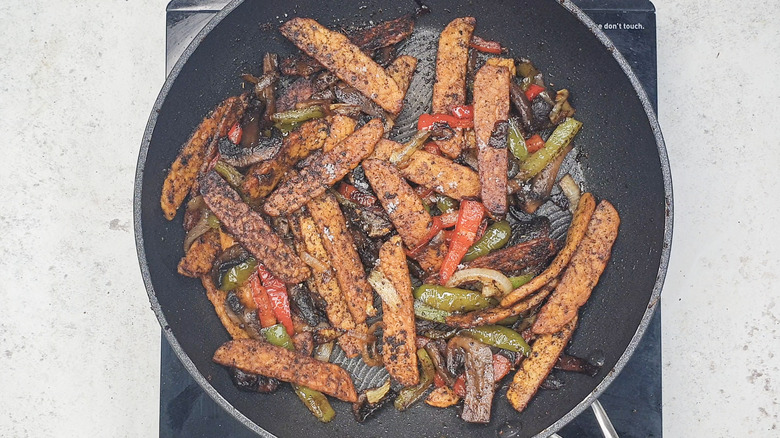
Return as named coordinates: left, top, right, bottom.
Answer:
left=134, top=0, right=672, bottom=436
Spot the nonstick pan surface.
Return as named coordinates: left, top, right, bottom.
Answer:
left=135, top=1, right=672, bottom=436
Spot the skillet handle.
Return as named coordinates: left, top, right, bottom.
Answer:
left=590, top=399, right=620, bottom=438
left=549, top=399, right=619, bottom=438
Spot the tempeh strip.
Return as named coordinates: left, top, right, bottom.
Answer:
left=308, top=192, right=376, bottom=323
left=177, top=230, right=221, bottom=278
left=446, top=281, right=556, bottom=328
left=200, top=171, right=309, bottom=283
left=399, top=150, right=480, bottom=201
left=362, top=158, right=432, bottom=249
left=242, top=118, right=329, bottom=200
left=506, top=316, right=577, bottom=412
left=280, top=18, right=405, bottom=114
left=201, top=276, right=250, bottom=340
left=161, top=95, right=246, bottom=220
left=264, top=119, right=383, bottom=216
left=532, top=200, right=620, bottom=334
left=292, top=214, right=363, bottom=357
left=322, top=115, right=357, bottom=153
left=473, top=64, right=511, bottom=216
left=376, top=236, right=419, bottom=386
left=386, top=55, right=418, bottom=97
left=213, top=339, right=358, bottom=402
left=501, top=193, right=596, bottom=306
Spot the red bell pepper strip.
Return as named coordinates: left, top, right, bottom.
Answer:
left=256, top=265, right=294, bottom=336
left=433, top=373, right=447, bottom=389
left=453, top=374, right=466, bottom=398
left=469, top=35, right=505, bottom=54
left=423, top=142, right=442, bottom=156
left=525, top=134, right=545, bottom=154
left=492, top=354, right=512, bottom=382
left=228, top=122, right=243, bottom=144
left=450, top=104, right=474, bottom=120
left=406, top=211, right=460, bottom=258
left=525, top=84, right=545, bottom=102
left=337, top=182, right=377, bottom=207
left=249, top=273, right=277, bottom=328
left=418, top=113, right=474, bottom=131
left=439, top=200, right=485, bottom=284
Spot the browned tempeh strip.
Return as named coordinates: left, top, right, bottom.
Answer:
left=377, top=236, right=419, bottom=386
left=161, top=95, right=245, bottom=220
left=473, top=64, right=511, bottom=216
left=399, top=150, right=480, bottom=200
left=292, top=214, right=363, bottom=357
left=500, top=193, right=596, bottom=307
left=386, top=55, right=418, bottom=97
left=348, top=14, right=415, bottom=53
left=446, top=281, right=556, bottom=328
left=264, top=119, right=383, bottom=216
left=280, top=18, right=405, bottom=114
left=200, top=171, right=309, bottom=283
left=506, top=316, right=577, bottom=413
left=322, top=115, right=357, bottom=153
left=177, top=230, right=221, bottom=278
left=466, top=236, right=558, bottom=275
left=432, top=17, right=475, bottom=114
left=308, top=193, right=376, bottom=323
left=364, top=139, right=480, bottom=200
left=362, top=158, right=432, bottom=249
left=201, top=276, right=250, bottom=340
left=242, top=118, right=329, bottom=200
left=434, top=132, right=465, bottom=160
left=532, top=201, right=620, bottom=334
left=213, top=339, right=358, bottom=402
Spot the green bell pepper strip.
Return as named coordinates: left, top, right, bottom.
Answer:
left=462, top=220, right=512, bottom=262
left=507, top=119, right=529, bottom=161
left=435, top=195, right=458, bottom=214
left=413, top=300, right=451, bottom=323
left=496, top=315, right=521, bottom=326
left=509, top=274, right=535, bottom=289
left=394, top=349, right=435, bottom=411
left=414, top=284, right=497, bottom=312
left=270, top=105, right=324, bottom=125
left=263, top=324, right=336, bottom=423
left=214, top=160, right=244, bottom=190
left=218, top=257, right=258, bottom=291
left=517, top=118, right=582, bottom=180
left=460, top=325, right=531, bottom=357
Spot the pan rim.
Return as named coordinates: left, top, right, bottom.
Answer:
left=133, top=0, right=673, bottom=436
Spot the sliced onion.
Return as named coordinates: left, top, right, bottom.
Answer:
left=365, top=378, right=391, bottom=404
left=367, top=269, right=401, bottom=310
left=559, top=174, right=581, bottom=213
left=313, top=341, right=334, bottom=363
left=301, top=251, right=329, bottom=273
left=183, top=213, right=212, bottom=252
left=445, top=268, right=514, bottom=298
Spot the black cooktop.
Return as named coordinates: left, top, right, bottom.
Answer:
left=159, top=1, right=661, bottom=436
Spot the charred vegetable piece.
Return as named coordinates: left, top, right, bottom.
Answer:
left=230, top=367, right=280, bottom=393
left=517, top=117, right=582, bottom=180
left=466, top=236, right=558, bottom=277
left=507, top=118, right=528, bottom=161
left=414, top=284, right=496, bottom=312
left=394, top=349, right=435, bottom=411
left=461, top=325, right=531, bottom=356
left=216, top=255, right=258, bottom=291
left=352, top=383, right=398, bottom=423
left=447, top=336, right=495, bottom=423
left=469, top=34, right=505, bottom=54
left=439, top=199, right=486, bottom=284
left=249, top=274, right=277, bottom=328
left=462, top=220, right=511, bottom=262
left=555, top=354, right=601, bottom=377
left=213, top=160, right=243, bottom=190
left=288, top=283, right=320, bottom=327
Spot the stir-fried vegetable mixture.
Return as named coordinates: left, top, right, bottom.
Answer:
left=161, top=12, right=621, bottom=425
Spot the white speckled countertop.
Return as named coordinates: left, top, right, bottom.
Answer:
left=0, top=0, right=778, bottom=436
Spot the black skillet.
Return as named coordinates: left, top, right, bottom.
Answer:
left=134, top=0, right=672, bottom=436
